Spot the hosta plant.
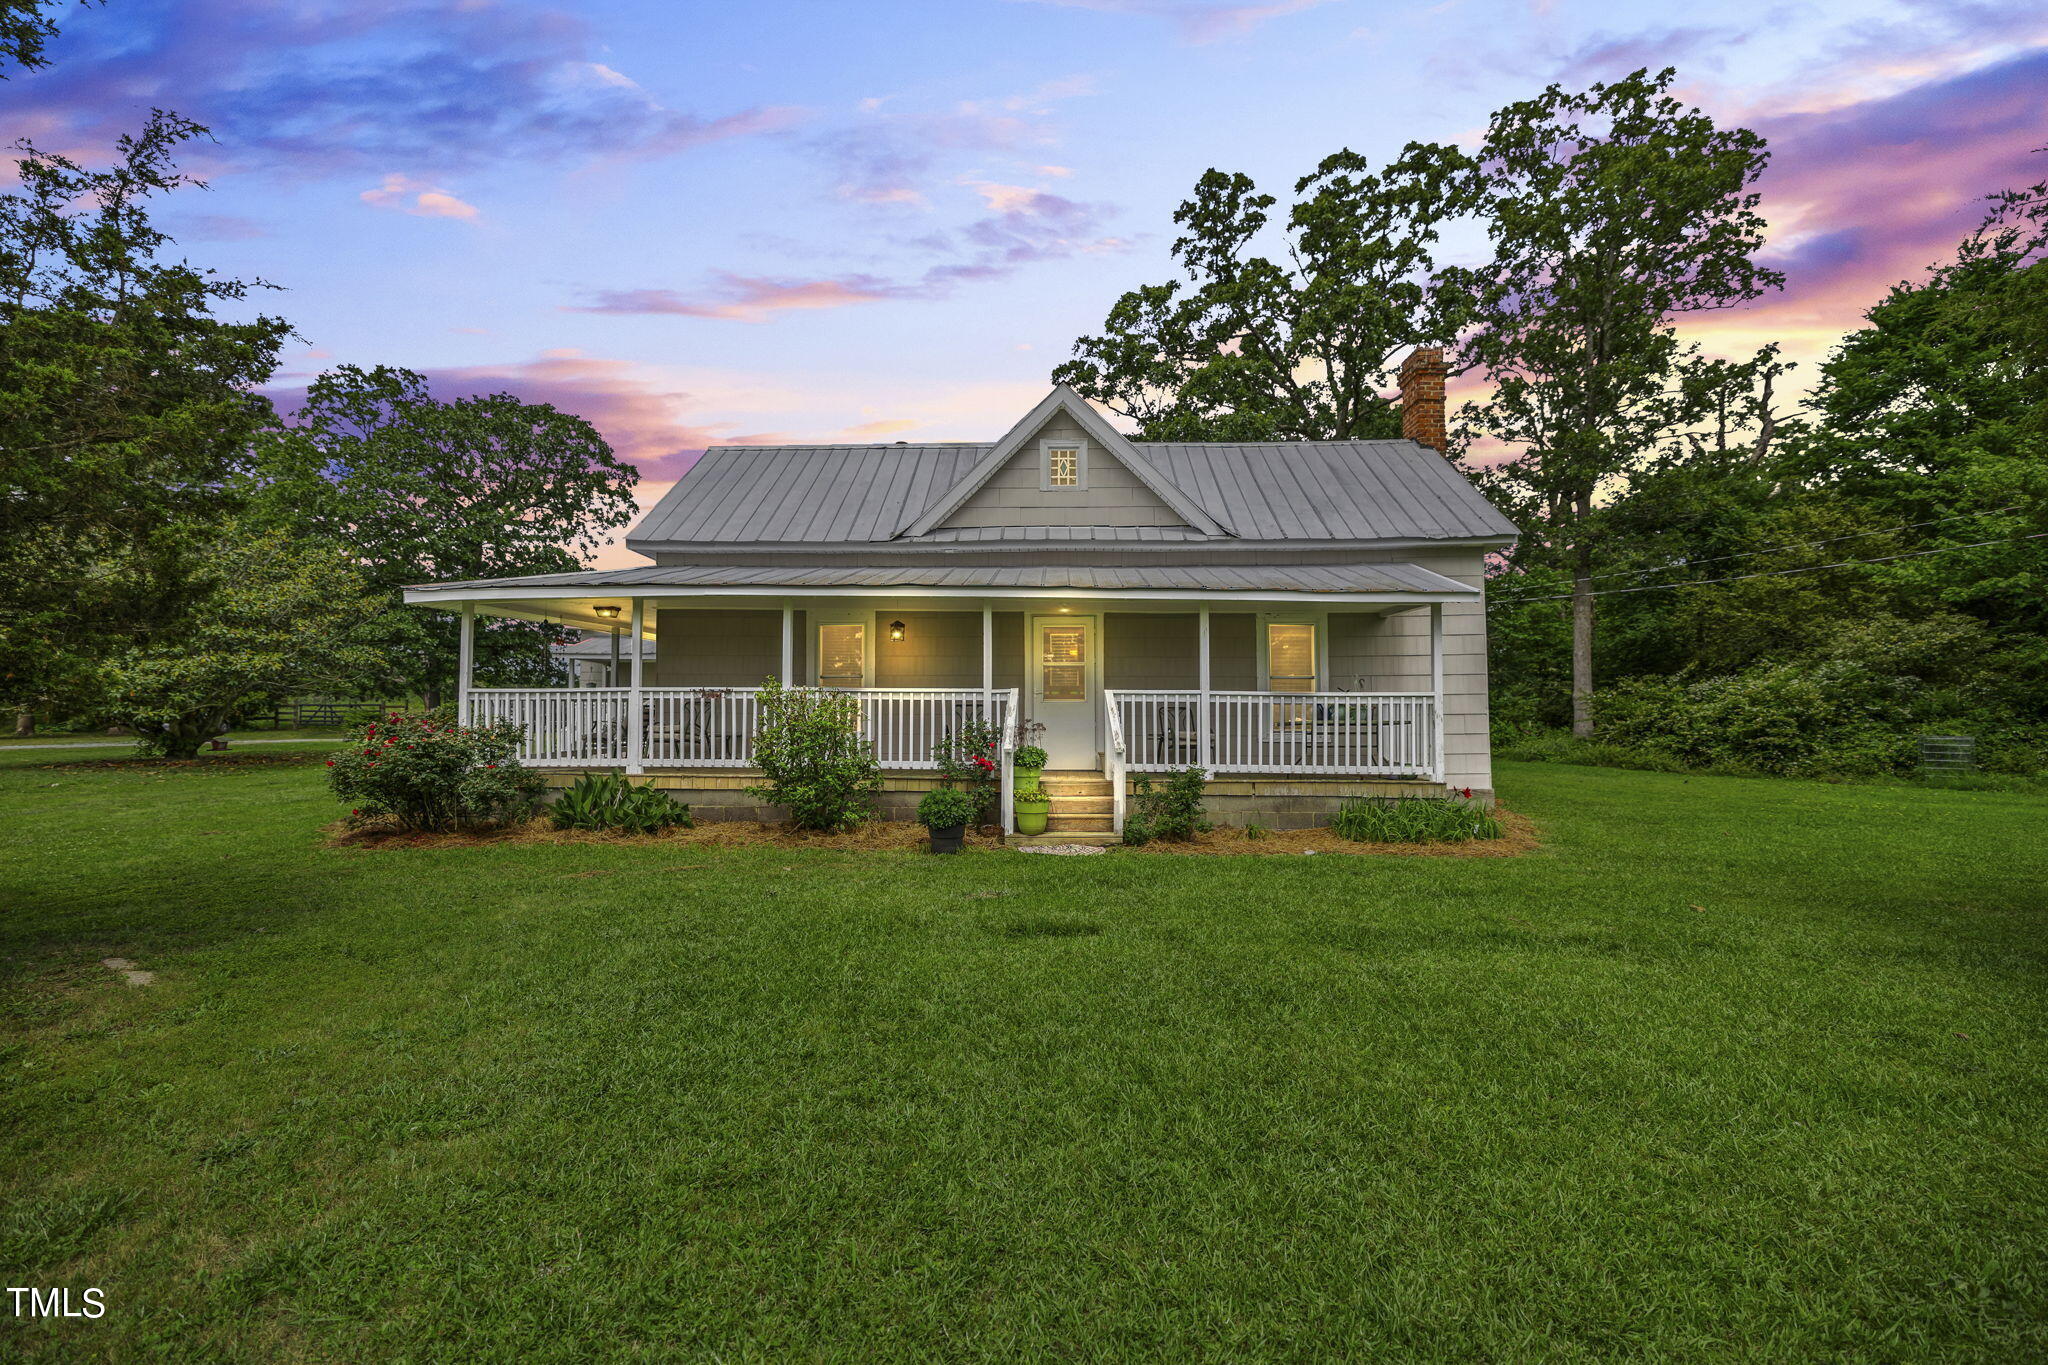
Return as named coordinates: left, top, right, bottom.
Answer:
left=550, top=772, right=693, bottom=834
left=327, top=713, right=544, bottom=832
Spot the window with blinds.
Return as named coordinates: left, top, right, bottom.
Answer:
left=818, top=622, right=864, bottom=686
left=1267, top=622, right=1316, bottom=693
left=1039, top=624, right=1087, bottom=700
left=1045, top=445, right=1080, bottom=487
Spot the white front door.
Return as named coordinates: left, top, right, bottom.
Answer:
left=1030, top=614, right=1100, bottom=768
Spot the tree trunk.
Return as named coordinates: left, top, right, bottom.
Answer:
left=13, top=708, right=32, bottom=738
left=1570, top=535, right=1596, bottom=738
left=422, top=687, right=441, bottom=712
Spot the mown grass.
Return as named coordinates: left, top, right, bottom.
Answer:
left=2, top=749, right=2045, bottom=1361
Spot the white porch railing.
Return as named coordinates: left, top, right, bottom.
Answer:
left=469, top=686, right=1015, bottom=770
left=1106, top=689, right=1439, bottom=778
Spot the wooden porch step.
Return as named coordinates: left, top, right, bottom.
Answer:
left=1010, top=832, right=1122, bottom=848
left=1046, top=813, right=1114, bottom=833
left=1037, top=772, right=1111, bottom=796
left=1046, top=794, right=1113, bottom=815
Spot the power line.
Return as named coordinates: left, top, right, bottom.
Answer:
left=1516, top=505, right=2020, bottom=590
left=1487, top=531, right=2048, bottom=606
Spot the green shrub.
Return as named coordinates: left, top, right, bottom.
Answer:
left=550, top=772, right=692, bottom=834
left=326, top=712, right=544, bottom=832
left=1013, top=744, right=1048, bottom=770
left=747, top=678, right=882, bottom=831
left=915, top=787, right=979, bottom=830
left=1333, top=796, right=1502, bottom=844
left=1122, top=766, right=1211, bottom=846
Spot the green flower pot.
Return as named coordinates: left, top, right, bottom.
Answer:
left=1014, top=797, right=1050, bottom=836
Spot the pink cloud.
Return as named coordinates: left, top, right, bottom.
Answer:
left=360, top=173, right=479, bottom=220
left=267, top=350, right=790, bottom=481
left=568, top=181, right=1126, bottom=322
left=568, top=275, right=907, bottom=323
left=1008, top=0, right=1336, bottom=43
left=1686, top=48, right=2048, bottom=369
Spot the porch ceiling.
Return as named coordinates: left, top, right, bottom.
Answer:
left=404, top=563, right=1480, bottom=628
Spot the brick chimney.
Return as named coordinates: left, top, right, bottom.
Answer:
left=1398, top=346, right=1447, bottom=452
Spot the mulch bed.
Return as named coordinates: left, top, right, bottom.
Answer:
left=327, top=810, right=1538, bottom=858
left=327, top=817, right=1008, bottom=852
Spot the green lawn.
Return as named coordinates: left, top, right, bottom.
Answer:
left=3, top=751, right=2044, bottom=1361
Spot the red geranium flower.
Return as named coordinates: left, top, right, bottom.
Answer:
left=325, top=759, right=334, bottom=767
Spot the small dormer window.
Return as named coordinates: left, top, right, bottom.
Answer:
left=1042, top=441, right=1085, bottom=490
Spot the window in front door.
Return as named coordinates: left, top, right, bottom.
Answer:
left=1040, top=624, right=1087, bottom=700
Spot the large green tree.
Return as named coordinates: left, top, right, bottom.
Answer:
left=105, top=525, right=388, bottom=757
left=1444, top=67, right=1782, bottom=736
left=0, top=111, right=293, bottom=723
left=1055, top=145, right=1474, bottom=439
left=251, top=365, right=641, bottom=704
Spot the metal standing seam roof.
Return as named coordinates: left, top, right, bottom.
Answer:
left=626, top=439, right=1517, bottom=547
left=409, top=562, right=1478, bottom=596
left=905, top=524, right=1226, bottom=544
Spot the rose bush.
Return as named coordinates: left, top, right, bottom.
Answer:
left=326, top=711, right=545, bottom=831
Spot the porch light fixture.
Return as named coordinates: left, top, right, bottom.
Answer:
left=593, top=604, right=622, bottom=620
left=888, top=620, right=906, bottom=641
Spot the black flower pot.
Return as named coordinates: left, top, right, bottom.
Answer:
left=927, top=823, right=966, bottom=854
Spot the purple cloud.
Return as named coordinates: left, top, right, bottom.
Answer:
left=567, top=181, right=1125, bottom=321
left=0, top=0, right=799, bottom=175
left=1007, top=0, right=1337, bottom=43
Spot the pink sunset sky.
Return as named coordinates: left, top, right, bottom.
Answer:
left=6, top=0, right=2045, bottom=564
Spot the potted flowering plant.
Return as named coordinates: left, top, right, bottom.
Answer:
left=1013, top=744, right=1048, bottom=772
left=1012, top=775, right=1050, bottom=836
left=916, top=787, right=978, bottom=854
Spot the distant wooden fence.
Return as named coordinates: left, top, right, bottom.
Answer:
left=248, top=700, right=419, bottom=730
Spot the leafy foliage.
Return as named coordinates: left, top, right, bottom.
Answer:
left=1121, top=767, right=1212, bottom=845
left=549, top=772, right=692, bottom=834
left=930, top=718, right=1003, bottom=823
left=747, top=678, right=881, bottom=831
left=0, top=112, right=293, bottom=716
left=250, top=364, right=640, bottom=703
left=1013, top=745, right=1048, bottom=770
left=106, top=525, right=388, bottom=757
left=326, top=713, right=545, bottom=832
left=1333, top=796, right=1503, bottom=844
left=914, top=787, right=978, bottom=831
left=1056, top=145, right=1474, bottom=440
left=1445, top=66, right=1784, bottom=736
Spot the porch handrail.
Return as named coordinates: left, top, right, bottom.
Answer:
left=1103, top=688, right=1128, bottom=835
left=1111, top=689, right=1438, bottom=778
left=999, top=688, right=1019, bottom=835
left=472, top=685, right=1013, bottom=772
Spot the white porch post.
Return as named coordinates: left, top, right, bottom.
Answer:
left=981, top=605, right=994, bottom=728
left=1198, top=606, right=1212, bottom=770
left=780, top=603, right=794, bottom=684
left=457, top=603, right=475, bottom=724
left=609, top=626, right=620, bottom=688
left=1429, top=602, right=1446, bottom=784
left=626, top=597, right=645, bottom=775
